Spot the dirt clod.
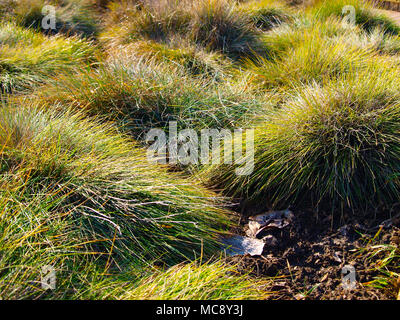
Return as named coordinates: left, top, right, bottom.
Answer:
left=227, top=210, right=399, bottom=300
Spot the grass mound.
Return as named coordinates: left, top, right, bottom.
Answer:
left=259, top=17, right=361, bottom=58
left=39, top=55, right=263, bottom=138
left=189, top=0, right=262, bottom=58
left=109, top=39, right=232, bottom=80
left=310, top=0, right=400, bottom=35
left=1, top=0, right=99, bottom=37
left=202, top=68, right=400, bottom=212
left=121, top=260, right=270, bottom=300
left=257, top=15, right=400, bottom=65
left=102, top=0, right=263, bottom=59
left=238, top=0, right=294, bottom=31
left=0, top=22, right=96, bottom=92
left=0, top=99, right=235, bottom=298
left=246, top=24, right=377, bottom=90
left=336, top=27, right=400, bottom=56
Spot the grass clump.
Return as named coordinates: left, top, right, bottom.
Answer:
left=310, top=0, right=400, bottom=35
left=39, top=55, right=263, bottom=138
left=1, top=0, right=100, bottom=38
left=0, top=22, right=97, bottom=92
left=189, top=0, right=262, bottom=58
left=110, top=39, right=233, bottom=80
left=257, top=15, right=400, bottom=65
left=101, top=0, right=191, bottom=45
left=246, top=26, right=376, bottom=90
left=0, top=99, right=236, bottom=298
left=121, top=260, right=270, bottom=300
left=335, top=27, right=400, bottom=56
left=102, top=0, right=263, bottom=59
left=237, top=0, right=294, bottom=31
left=259, top=17, right=361, bottom=59
left=202, top=69, right=400, bottom=212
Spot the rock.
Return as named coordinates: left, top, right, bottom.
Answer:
left=246, top=209, right=294, bottom=238
left=222, top=235, right=265, bottom=256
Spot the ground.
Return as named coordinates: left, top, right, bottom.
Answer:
left=229, top=209, right=400, bottom=300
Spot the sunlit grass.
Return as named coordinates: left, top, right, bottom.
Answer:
left=202, top=68, right=400, bottom=212
left=1, top=0, right=400, bottom=300
left=1, top=0, right=100, bottom=37
left=122, top=260, right=271, bottom=300
left=108, top=39, right=233, bottom=80
left=237, top=0, right=295, bottom=31
left=38, top=55, right=264, bottom=139
left=101, top=0, right=265, bottom=59
left=241, top=17, right=400, bottom=92
left=0, top=22, right=97, bottom=92
left=310, top=0, right=400, bottom=35
left=355, top=228, right=400, bottom=299
left=0, top=99, right=237, bottom=298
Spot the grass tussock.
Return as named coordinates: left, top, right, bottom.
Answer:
left=240, top=15, right=400, bottom=92
left=202, top=69, right=400, bottom=212
left=245, top=27, right=377, bottom=90
left=189, top=0, right=262, bottom=58
left=1, top=0, right=100, bottom=37
left=122, top=260, right=271, bottom=300
left=259, top=17, right=362, bottom=58
left=102, top=0, right=266, bottom=59
left=108, top=39, right=233, bottom=80
left=238, top=0, right=295, bottom=31
left=310, top=0, right=400, bottom=35
left=38, top=55, right=264, bottom=138
left=0, top=22, right=97, bottom=92
left=0, top=99, right=237, bottom=298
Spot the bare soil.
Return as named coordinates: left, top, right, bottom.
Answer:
left=227, top=209, right=400, bottom=300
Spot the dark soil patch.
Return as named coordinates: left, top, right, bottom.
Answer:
left=227, top=209, right=400, bottom=300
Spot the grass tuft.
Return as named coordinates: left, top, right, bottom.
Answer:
left=38, top=55, right=263, bottom=138
left=245, top=22, right=378, bottom=90
left=0, top=22, right=97, bottom=92
left=189, top=0, right=262, bottom=58
left=310, top=0, right=400, bottom=35
left=237, top=0, right=294, bottom=31
left=202, top=68, right=400, bottom=212
left=1, top=0, right=100, bottom=38
left=0, top=98, right=237, bottom=298
left=102, top=0, right=263, bottom=59
left=122, top=260, right=271, bottom=300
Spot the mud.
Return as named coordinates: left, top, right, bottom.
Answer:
left=227, top=209, right=400, bottom=300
